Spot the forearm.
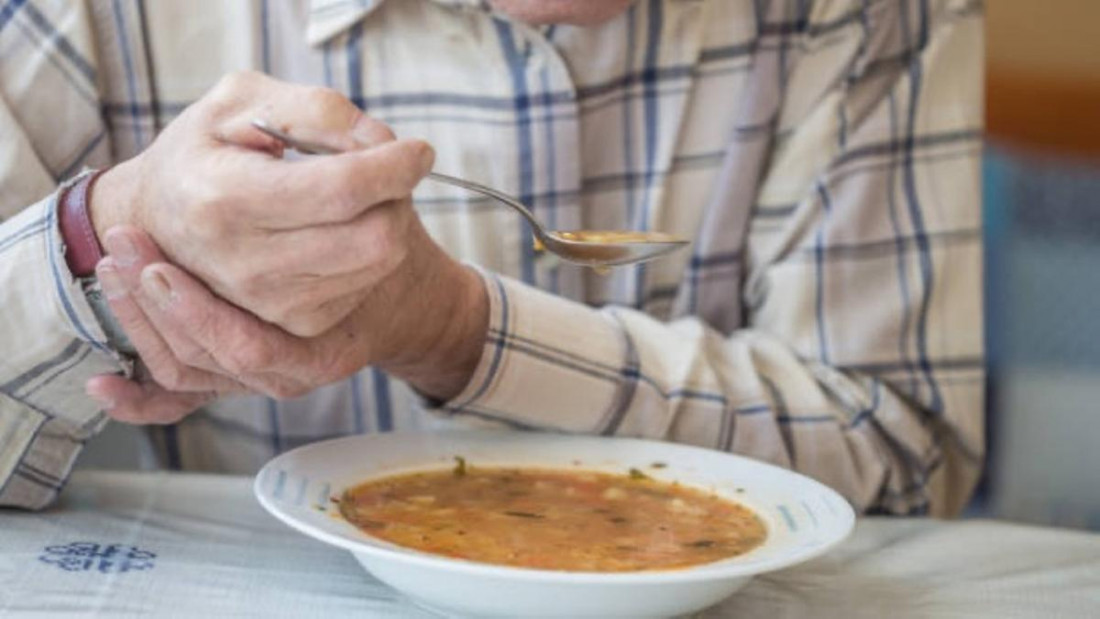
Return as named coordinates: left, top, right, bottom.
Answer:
left=439, top=274, right=983, bottom=516
left=609, top=306, right=984, bottom=516
left=375, top=251, right=490, bottom=402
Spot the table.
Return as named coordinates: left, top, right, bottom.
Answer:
left=2, top=471, right=1098, bottom=617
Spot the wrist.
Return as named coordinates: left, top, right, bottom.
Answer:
left=381, top=247, right=489, bottom=401
left=58, top=169, right=110, bottom=277
left=89, top=159, right=140, bottom=242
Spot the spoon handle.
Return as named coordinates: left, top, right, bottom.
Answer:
left=424, top=172, right=546, bottom=239
left=250, top=119, right=548, bottom=240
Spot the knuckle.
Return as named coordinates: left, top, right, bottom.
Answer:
left=215, top=70, right=263, bottom=97
left=307, top=86, right=353, bottom=117
left=357, top=115, right=397, bottom=144
left=206, top=72, right=257, bottom=113
left=203, top=71, right=269, bottom=122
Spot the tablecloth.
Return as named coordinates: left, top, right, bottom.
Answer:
left=1, top=471, right=1098, bottom=617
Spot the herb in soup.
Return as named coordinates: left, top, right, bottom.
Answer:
left=339, top=467, right=766, bottom=572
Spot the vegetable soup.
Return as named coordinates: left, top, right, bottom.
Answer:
left=339, top=463, right=766, bottom=572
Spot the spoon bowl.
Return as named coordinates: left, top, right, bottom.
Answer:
left=251, top=119, right=690, bottom=268
left=542, top=230, right=687, bottom=267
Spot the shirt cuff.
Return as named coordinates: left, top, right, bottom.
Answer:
left=0, top=185, right=128, bottom=424
left=434, top=269, right=632, bottom=433
left=49, top=174, right=127, bottom=362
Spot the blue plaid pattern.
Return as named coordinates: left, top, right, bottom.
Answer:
left=0, top=0, right=983, bottom=515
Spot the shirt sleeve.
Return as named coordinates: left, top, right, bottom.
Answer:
left=440, top=2, right=984, bottom=516
left=0, top=1, right=122, bottom=509
left=0, top=188, right=129, bottom=509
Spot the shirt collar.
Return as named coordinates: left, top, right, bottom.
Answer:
left=306, top=0, right=489, bottom=47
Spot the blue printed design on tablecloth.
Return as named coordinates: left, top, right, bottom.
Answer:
left=38, top=542, right=156, bottom=573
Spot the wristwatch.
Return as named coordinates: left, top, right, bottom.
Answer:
left=59, top=168, right=136, bottom=356
left=58, top=169, right=108, bottom=278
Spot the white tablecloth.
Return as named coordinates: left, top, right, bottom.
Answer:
left=1, top=471, right=1097, bottom=618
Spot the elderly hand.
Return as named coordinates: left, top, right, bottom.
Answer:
left=91, top=70, right=435, bottom=337
left=89, top=224, right=487, bottom=424
left=85, top=72, right=489, bottom=424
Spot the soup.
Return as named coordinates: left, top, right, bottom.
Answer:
left=533, top=230, right=684, bottom=252
left=550, top=230, right=683, bottom=244
left=338, top=464, right=766, bottom=572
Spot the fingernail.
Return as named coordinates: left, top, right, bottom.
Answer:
left=85, top=383, right=115, bottom=410
left=415, top=140, right=436, bottom=173
left=103, top=229, right=138, bottom=267
left=141, top=267, right=177, bottom=310
left=96, top=261, right=127, bottom=300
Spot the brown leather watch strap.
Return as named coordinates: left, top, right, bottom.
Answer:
left=58, top=169, right=109, bottom=278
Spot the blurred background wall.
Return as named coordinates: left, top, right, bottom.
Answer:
left=982, top=0, right=1100, bottom=529
left=987, top=0, right=1100, bottom=157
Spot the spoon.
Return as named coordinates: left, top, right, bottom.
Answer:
left=251, top=119, right=689, bottom=268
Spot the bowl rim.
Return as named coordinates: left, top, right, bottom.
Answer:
left=254, top=431, right=856, bottom=585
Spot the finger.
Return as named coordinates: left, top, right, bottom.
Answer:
left=232, top=138, right=435, bottom=229
left=225, top=113, right=397, bottom=155
left=101, top=225, right=168, bottom=283
left=239, top=203, right=414, bottom=335
left=101, top=227, right=228, bottom=377
left=211, top=73, right=394, bottom=153
left=87, top=374, right=214, bottom=425
left=301, top=113, right=395, bottom=149
left=103, top=221, right=357, bottom=352
left=212, top=118, right=286, bottom=157
left=257, top=199, right=412, bottom=281
left=273, top=291, right=365, bottom=338
left=97, top=257, right=246, bottom=394
left=138, top=261, right=320, bottom=399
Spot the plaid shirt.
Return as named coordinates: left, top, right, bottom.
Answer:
left=0, top=0, right=983, bottom=515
